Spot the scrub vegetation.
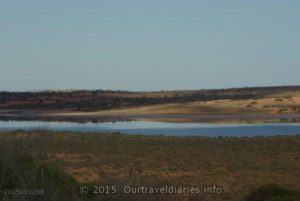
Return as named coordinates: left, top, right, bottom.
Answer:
left=0, top=131, right=299, bottom=201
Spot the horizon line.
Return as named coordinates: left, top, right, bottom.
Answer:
left=1, top=84, right=300, bottom=93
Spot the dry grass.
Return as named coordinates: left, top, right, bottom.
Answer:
left=1, top=131, right=300, bottom=201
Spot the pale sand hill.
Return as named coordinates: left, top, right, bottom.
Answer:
left=55, top=94, right=300, bottom=117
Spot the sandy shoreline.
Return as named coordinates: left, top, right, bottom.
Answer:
left=1, top=110, right=300, bottom=123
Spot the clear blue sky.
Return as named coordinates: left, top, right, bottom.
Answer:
left=0, top=1, right=299, bottom=91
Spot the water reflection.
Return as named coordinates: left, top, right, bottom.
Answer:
left=0, top=120, right=300, bottom=137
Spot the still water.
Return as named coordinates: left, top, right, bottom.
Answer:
left=1, top=120, right=300, bottom=137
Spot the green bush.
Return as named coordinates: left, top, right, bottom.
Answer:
left=0, top=137, right=79, bottom=201
left=246, top=185, right=300, bottom=201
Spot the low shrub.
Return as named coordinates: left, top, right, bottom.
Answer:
left=0, top=137, right=79, bottom=201
left=246, top=185, right=300, bottom=201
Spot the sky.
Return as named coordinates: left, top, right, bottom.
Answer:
left=0, top=0, right=299, bottom=91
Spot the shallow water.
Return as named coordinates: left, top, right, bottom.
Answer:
left=1, top=120, right=300, bottom=137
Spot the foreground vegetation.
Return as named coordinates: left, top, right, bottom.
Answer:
left=0, top=131, right=300, bottom=201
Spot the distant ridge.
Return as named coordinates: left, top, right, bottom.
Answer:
left=1, top=85, right=300, bottom=111
left=1, top=85, right=300, bottom=93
